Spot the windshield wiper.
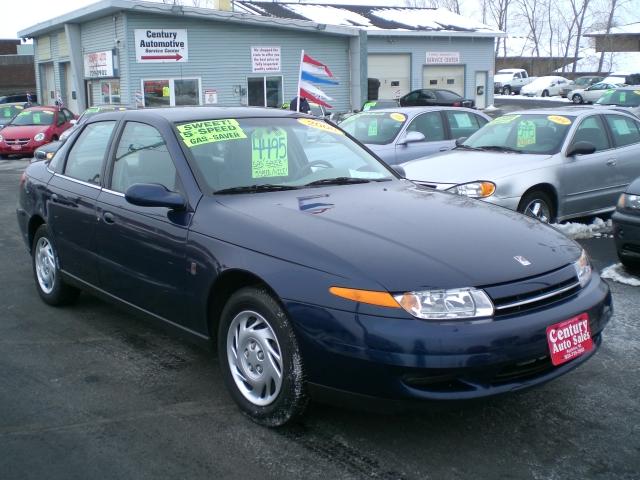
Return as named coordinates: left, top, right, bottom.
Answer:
left=454, top=144, right=482, bottom=151
left=478, top=145, right=523, bottom=153
left=304, top=177, right=382, bottom=187
left=215, top=184, right=300, bottom=194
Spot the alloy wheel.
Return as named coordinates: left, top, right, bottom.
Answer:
left=523, top=199, right=551, bottom=223
left=35, top=237, right=56, bottom=294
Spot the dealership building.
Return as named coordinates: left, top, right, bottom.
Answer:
left=18, top=0, right=503, bottom=114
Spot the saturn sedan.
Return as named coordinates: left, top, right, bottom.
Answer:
left=402, top=107, right=640, bottom=223
left=17, top=107, right=611, bottom=426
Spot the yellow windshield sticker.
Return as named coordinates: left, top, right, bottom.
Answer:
left=298, top=118, right=344, bottom=135
left=251, top=128, right=288, bottom=178
left=390, top=113, right=406, bottom=122
left=491, top=114, right=520, bottom=124
left=516, top=121, right=536, bottom=148
left=177, top=119, right=247, bottom=148
left=547, top=115, right=571, bottom=125
left=368, top=120, right=378, bottom=136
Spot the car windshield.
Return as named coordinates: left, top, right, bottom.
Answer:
left=175, top=117, right=394, bottom=193
left=9, top=110, right=55, bottom=126
left=339, top=111, right=408, bottom=145
left=463, top=113, right=575, bottom=154
left=596, top=89, right=640, bottom=107
left=0, top=105, right=22, bottom=120
left=436, top=90, right=462, bottom=100
left=78, top=106, right=129, bottom=123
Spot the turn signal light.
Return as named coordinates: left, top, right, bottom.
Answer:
left=329, top=287, right=400, bottom=308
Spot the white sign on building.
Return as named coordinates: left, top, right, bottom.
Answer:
left=135, top=29, right=188, bottom=63
left=425, top=52, right=461, bottom=64
left=83, top=50, right=114, bottom=78
left=251, top=46, right=281, bottom=72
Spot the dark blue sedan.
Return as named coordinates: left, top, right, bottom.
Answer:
left=16, top=107, right=612, bottom=426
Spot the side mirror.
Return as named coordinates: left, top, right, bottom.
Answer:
left=398, top=131, right=425, bottom=145
left=69, top=119, right=77, bottom=125
left=125, top=183, right=186, bottom=210
left=566, top=141, right=596, bottom=157
left=455, top=137, right=468, bottom=146
left=391, top=164, right=406, bottom=178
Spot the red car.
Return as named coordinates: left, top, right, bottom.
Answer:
left=0, top=106, right=76, bottom=158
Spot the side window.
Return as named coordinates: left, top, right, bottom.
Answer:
left=570, top=116, right=610, bottom=152
left=56, top=112, right=66, bottom=126
left=63, top=109, right=74, bottom=121
left=111, top=122, right=178, bottom=193
left=444, top=111, right=485, bottom=139
left=64, top=121, right=116, bottom=184
left=406, top=112, right=445, bottom=141
left=605, top=115, right=640, bottom=147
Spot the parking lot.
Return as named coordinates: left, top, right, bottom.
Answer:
left=1, top=155, right=639, bottom=480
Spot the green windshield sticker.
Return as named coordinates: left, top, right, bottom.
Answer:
left=367, top=120, right=378, bottom=136
left=33, top=113, right=41, bottom=124
left=3, top=109, right=12, bottom=118
left=612, top=119, right=631, bottom=135
left=491, top=114, right=520, bottom=125
left=619, top=92, right=626, bottom=102
left=177, top=119, right=247, bottom=148
left=251, top=128, right=288, bottom=178
left=86, top=107, right=100, bottom=113
left=516, top=121, right=536, bottom=147
left=363, top=101, right=376, bottom=111
left=453, top=113, right=472, bottom=128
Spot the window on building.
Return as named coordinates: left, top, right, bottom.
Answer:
left=142, top=78, right=201, bottom=107
left=101, top=81, right=121, bottom=104
left=247, top=76, right=282, bottom=108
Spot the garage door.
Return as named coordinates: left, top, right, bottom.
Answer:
left=423, top=66, right=465, bottom=97
left=368, top=54, right=410, bottom=100
left=40, top=63, right=55, bottom=106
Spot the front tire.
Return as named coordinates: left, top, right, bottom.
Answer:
left=518, top=190, right=556, bottom=223
left=32, top=224, right=80, bottom=305
left=572, top=94, right=583, bottom=104
left=542, top=90, right=549, bottom=97
left=502, top=86, right=511, bottom=95
left=619, top=255, right=640, bottom=274
left=218, top=286, right=308, bottom=427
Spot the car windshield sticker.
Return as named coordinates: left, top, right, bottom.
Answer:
left=516, top=121, right=536, bottom=147
left=390, top=113, right=406, bottom=122
left=453, top=113, right=472, bottom=128
left=32, top=113, right=41, bottom=124
left=612, top=119, right=631, bottom=135
left=177, top=119, right=247, bottom=148
left=298, top=118, right=344, bottom=135
left=86, top=107, right=100, bottom=113
left=491, top=114, right=520, bottom=125
left=3, top=109, right=12, bottom=118
left=619, top=92, right=626, bottom=102
left=251, top=128, right=288, bottom=178
left=547, top=115, right=572, bottom=125
left=368, top=120, right=378, bottom=137
left=363, top=101, right=376, bottom=111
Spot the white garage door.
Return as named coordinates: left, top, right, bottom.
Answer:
left=40, top=63, right=55, bottom=106
left=368, top=54, right=410, bottom=100
left=423, top=66, right=465, bottom=97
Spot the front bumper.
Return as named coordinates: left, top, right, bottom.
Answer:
left=287, top=274, right=611, bottom=401
left=0, top=140, right=46, bottom=155
left=612, top=210, right=640, bottom=261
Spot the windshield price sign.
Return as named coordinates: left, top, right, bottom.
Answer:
left=135, top=29, right=188, bottom=62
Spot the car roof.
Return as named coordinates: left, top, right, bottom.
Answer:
left=507, top=106, right=636, bottom=117
left=0, top=102, right=27, bottom=107
left=25, top=106, right=60, bottom=112
left=353, top=106, right=480, bottom=115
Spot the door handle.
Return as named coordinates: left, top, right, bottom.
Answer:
left=439, top=147, right=449, bottom=151
left=103, top=212, right=115, bottom=224
left=606, top=159, right=617, bottom=167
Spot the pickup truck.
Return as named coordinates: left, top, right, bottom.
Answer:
left=493, top=69, right=535, bottom=95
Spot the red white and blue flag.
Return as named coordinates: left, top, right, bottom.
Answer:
left=297, top=51, right=338, bottom=109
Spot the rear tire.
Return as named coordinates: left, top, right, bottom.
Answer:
left=619, top=256, right=640, bottom=274
left=517, top=190, right=556, bottom=223
left=32, top=224, right=80, bottom=306
left=218, top=286, right=308, bottom=427
left=502, top=86, right=511, bottom=95
left=572, top=94, right=583, bottom=104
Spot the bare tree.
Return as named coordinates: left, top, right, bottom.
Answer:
left=568, top=0, right=592, bottom=72
left=485, top=0, right=513, bottom=56
left=404, top=0, right=462, bottom=14
left=514, top=0, right=544, bottom=56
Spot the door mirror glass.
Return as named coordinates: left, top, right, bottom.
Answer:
left=399, top=131, right=426, bottom=145
left=567, top=141, right=596, bottom=157
left=125, top=183, right=186, bottom=210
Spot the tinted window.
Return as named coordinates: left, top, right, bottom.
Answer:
left=64, top=121, right=116, bottom=184
left=436, top=90, right=462, bottom=101
left=445, top=111, right=486, bottom=139
left=340, top=111, right=408, bottom=144
left=605, top=115, right=640, bottom=147
left=63, top=109, right=75, bottom=121
left=403, top=92, right=419, bottom=104
left=111, top=122, right=177, bottom=193
left=56, top=112, right=66, bottom=126
left=406, top=112, right=445, bottom=141
left=571, top=116, right=610, bottom=152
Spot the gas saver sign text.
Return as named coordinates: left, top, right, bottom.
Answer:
left=135, top=29, right=188, bottom=63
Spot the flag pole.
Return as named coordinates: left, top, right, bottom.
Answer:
left=296, top=49, right=304, bottom=113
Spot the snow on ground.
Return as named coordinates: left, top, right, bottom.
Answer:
left=552, top=217, right=613, bottom=240
left=601, top=263, right=640, bottom=287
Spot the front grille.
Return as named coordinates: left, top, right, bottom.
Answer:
left=5, top=138, right=29, bottom=146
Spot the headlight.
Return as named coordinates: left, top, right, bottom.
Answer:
left=34, top=133, right=45, bottom=142
left=573, top=249, right=592, bottom=288
left=394, top=288, right=494, bottom=320
left=617, top=193, right=640, bottom=211
left=46, top=152, right=55, bottom=160
left=447, top=181, right=496, bottom=198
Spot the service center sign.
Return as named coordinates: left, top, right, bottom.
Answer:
left=135, top=29, right=188, bottom=63
left=426, top=52, right=461, bottom=64
left=84, top=50, right=114, bottom=78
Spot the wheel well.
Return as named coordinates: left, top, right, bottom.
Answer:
left=27, top=215, right=45, bottom=252
left=519, top=184, right=558, bottom=212
left=206, top=270, right=277, bottom=342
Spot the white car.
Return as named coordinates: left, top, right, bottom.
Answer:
left=520, top=76, right=571, bottom=97
left=568, top=82, right=624, bottom=104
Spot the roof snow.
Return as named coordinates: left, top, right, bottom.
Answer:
left=588, top=22, right=640, bottom=36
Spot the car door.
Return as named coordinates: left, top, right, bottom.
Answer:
left=95, top=120, right=193, bottom=325
left=584, top=83, right=606, bottom=103
left=443, top=110, right=488, bottom=142
left=561, top=115, right=618, bottom=216
left=603, top=113, right=640, bottom=195
left=394, top=111, right=448, bottom=163
left=46, top=120, right=117, bottom=285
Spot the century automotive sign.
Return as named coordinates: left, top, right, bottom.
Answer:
left=84, top=50, right=115, bottom=78
left=135, top=29, right=188, bottom=63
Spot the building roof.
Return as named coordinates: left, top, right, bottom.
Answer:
left=18, top=0, right=359, bottom=39
left=234, top=2, right=504, bottom=38
left=586, top=22, right=640, bottom=37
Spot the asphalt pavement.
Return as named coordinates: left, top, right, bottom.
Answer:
left=1, top=158, right=638, bottom=480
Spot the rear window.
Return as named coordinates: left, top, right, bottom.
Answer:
left=340, top=112, right=408, bottom=144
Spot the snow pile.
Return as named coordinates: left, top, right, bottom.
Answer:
left=284, top=4, right=376, bottom=28
left=601, top=263, right=640, bottom=287
left=552, top=217, right=613, bottom=240
left=371, top=7, right=494, bottom=32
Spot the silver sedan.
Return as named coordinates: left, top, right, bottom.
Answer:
left=339, top=107, right=490, bottom=165
left=401, top=107, right=640, bottom=222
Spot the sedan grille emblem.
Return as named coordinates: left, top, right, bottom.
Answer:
left=514, top=256, right=532, bottom=266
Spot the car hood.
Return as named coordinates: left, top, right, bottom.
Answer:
left=494, top=74, right=514, bottom=83
left=1, top=125, right=48, bottom=139
left=401, top=149, right=554, bottom=184
left=197, top=181, right=580, bottom=292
